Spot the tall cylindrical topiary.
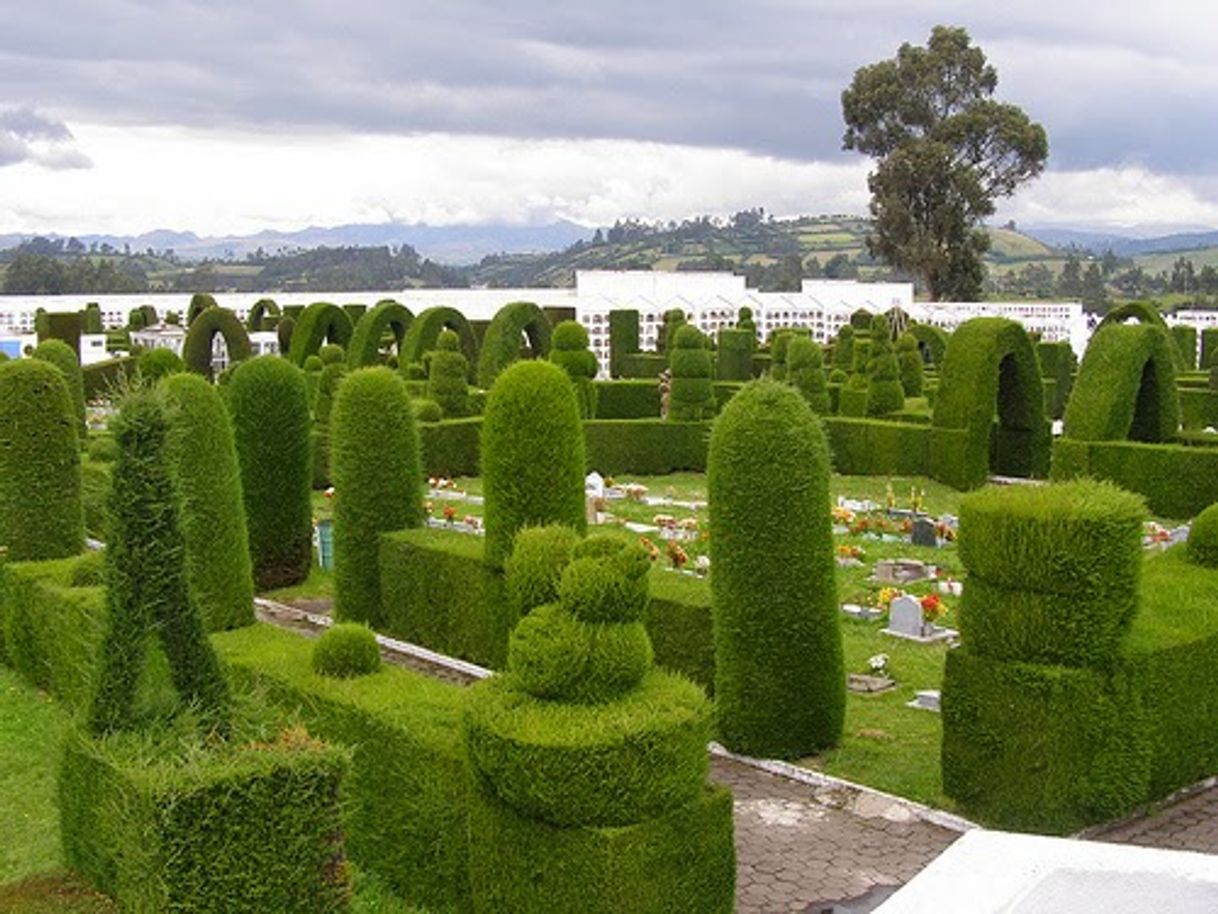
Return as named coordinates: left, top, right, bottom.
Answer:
left=659, top=308, right=687, bottom=353
left=548, top=320, right=599, bottom=418
left=0, top=359, right=84, bottom=560
left=427, top=329, right=471, bottom=418
left=32, top=338, right=86, bottom=440
left=311, top=361, right=347, bottom=489
left=227, top=356, right=313, bottom=590
left=787, top=336, right=831, bottom=414
left=331, top=368, right=423, bottom=627
left=162, top=373, right=255, bottom=632
left=832, top=325, right=854, bottom=372
left=482, top=360, right=586, bottom=569
left=866, top=315, right=904, bottom=416
left=668, top=325, right=716, bottom=420
left=708, top=379, right=844, bottom=757
left=897, top=332, right=925, bottom=397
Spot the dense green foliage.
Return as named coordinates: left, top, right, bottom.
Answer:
left=786, top=336, right=830, bottom=413
left=311, top=362, right=347, bottom=488
left=831, top=325, right=855, bottom=371
left=32, top=338, right=86, bottom=440
left=1188, top=503, right=1218, bottom=568
left=1172, top=324, right=1198, bottom=370
left=476, top=301, right=553, bottom=389
left=40, top=312, right=84, bottom=356
left=0, top=360, right=84, bottom=560
left=618, top=352, right=668, bottom=379
left=287, top=302, right=355, bottom=365
left=1035, top=340, right=1076, bottom=419
left=1203, top=328, right=1218, bottom=370
left=823, top=416, right=931, bottom=475
left=549, top=320, right=599, bottom=418
left=715, top=327, right=754, bottom=381
left=347, top=300, right=413, bottom=368
left=136, top=347, right=184, bottom=383
left=668, top=325, right=716, bottom=420
left=481, top=360, right=586, bottom=569
left=607, top=310, right=640, bottom=378
left=866, top=315, right=904, bottom=415
left=227, top=357, right=314, bottom=589
left=504, top=525, right=581, bottom=619
left=399, top=306, right=478, bottom=379
left=331, top=368, right=423, bottom=626
left=897, top=332, right=924, bottom=396
left=584, top=420, right=709, bottom=475
left=312, top=622, right=382, bottom=677
left=161, top=373, right=254, bottom=632
left=181, top=307, right=252, bottom=380
left=708, top=379, right=843, bottom=756
left=594, top=380, right=661, bottom=418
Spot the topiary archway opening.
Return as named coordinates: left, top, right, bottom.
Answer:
left=347, top=300, right=414, bottom=369
left=908, top=322, right=949, bottom=368
left=182, top=307, right=253, bottom=381
left=287, top=302, right=355, bottom=366
left=246, top=298, right=280, bottom=332
left=476, top=301, right=553, bottom=389
left=931, top=317, right=1049, bottom=489
left=1095, top=300, right=1186, bottom=371
left=398, top=306, right=479, bottom=380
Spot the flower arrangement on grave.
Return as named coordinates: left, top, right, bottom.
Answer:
left=935, top=520, right=957, bottom=542
left=866, top=653, right=890, bottom=678
left=900, top=518, right=913, bottom=535
left=836, top=543, right=865, bottom=560
left=623, top=483, right=648, bottom=501
left=428, top=476, right=456, bottom=490
left=639, top=535, right=660, bottom=561
left=666, top=539, right=688, bottom=569
left=442, top=504, right=457, bottom=524
left=831, top=505, right=855, bottom=525
left=464, top=515, right=481, bottom=531
left=679, top=517, right=699, bottom=531
left=653, top=513, right=676, bottom=529
left=878, top=586, right=903, bottom=608
left=920, top=592, right=945, bottom=621
left=1145, top=522, right=1172, bottom=544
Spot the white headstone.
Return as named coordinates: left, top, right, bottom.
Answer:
left=585, top=471, right=605, bottom=497
left=888, top=595, right=924, bottom=638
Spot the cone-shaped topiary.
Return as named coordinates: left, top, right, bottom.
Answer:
left=482, top=360, right=586, bottom=569
left=0, top=359, right=84, bottom=560
left=668, top=325, right=716, bottom=420
left=708, top=378, right=844, bottom=757
left=227, top=356, right=313, bottom=590
left=897, top=332, right=925, bottom=397
left=787, top=336, right=831, bottom=414
left=866, top=315, right=905, bottom=416
left=331, top=367, right=423, bottom=627
left=427, top=329, right=471, bottom=418
left=162, top=373, right=255, bottom=632
left=549, top=320, right=599, bottom=418
left=32, top=338, right=86, bottom=441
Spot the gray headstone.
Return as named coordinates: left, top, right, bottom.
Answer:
left=911, top=518, right=937, bottom=547
left=887, top=595, right=924, bottom=638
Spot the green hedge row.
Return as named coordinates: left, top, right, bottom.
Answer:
left=82, top=356, right=137, bottom=398
left=584, top=421, right=709, bottom=475
left=823, top=417, right=931, bottom=476
left=1178, top=388, right=1218, bottom=429
left=618, top=352, right=668, bottom=379
left=594, top=381, right=661, bottom=419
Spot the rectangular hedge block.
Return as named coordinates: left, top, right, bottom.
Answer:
left=59, top=723, right=351, bottom=914
left=467, top=777, right=735, bottom=914
left=419, top=417, right=482, bottom=478
left=584, top=420, right=710, bottom=475
left=823, top=417, right=931, bottom=476
left=1178, top=388, right=1218, bottom=430
left=618, top=353, right=667, bottom=380
left=594, top=381, right=661, bottom=419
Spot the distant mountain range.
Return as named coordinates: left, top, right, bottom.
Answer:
left=1022, top=226, right=1218, bottom=257
left=0, top=220, right=593, bottom=264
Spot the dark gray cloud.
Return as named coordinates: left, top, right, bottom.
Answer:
left=1, top=2, right=1215, bottom=173
left=0, top=106, right=91, bottom=169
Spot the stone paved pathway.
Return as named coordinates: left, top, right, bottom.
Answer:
left=1094, top=784, right=1218, bottom=855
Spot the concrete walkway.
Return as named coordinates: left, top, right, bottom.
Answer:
left=1094, top=783, right=1218, bottom=856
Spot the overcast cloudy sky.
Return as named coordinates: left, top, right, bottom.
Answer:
left=2, top=1, right=1217, bottom=237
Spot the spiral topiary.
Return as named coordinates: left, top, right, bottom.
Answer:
left=786, top=336, right=830, bottom=414
left=137, top=347, right=185, bottom=383
left=312, top=623, right=382, bottom=677
left=897, top=332, right=925, bottom=397
left=482, top=360, right=586, bottom=569
left=708, top=378, right=844, bottom=757
left=548, top=320, right=599, bottom=418
left=32, top=338, right=86, bottom=440
left=426, top=329, right=470, bottom=418
left=226, top=356, right=313, bottom=590
left=668, top=325, right=716, bottom=420
left=331, top=367, right=424, bottom=627
left=866, top=315, right=905, bottom=416
left=0, top=359, right=84, bottom=561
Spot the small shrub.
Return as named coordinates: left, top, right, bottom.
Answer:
left=319, top=343, right=345, bottom=365
left=1188, top=502, right=1218, bottom=568
left=313, top=623, right=382, bottom=677
left=87, top=435, right=120, bottom=463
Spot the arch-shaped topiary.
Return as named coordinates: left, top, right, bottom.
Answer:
left=849, top=308, right=873, bottom=330
left=709, top=378, right=843, bottom=757
left=276, top=316, right=295, bottom=354
left=347, top=300, right=414, bottom=369
left=246, top=297, right=280, bottom=332
left=286, top=302, right=355, bottom=366
left=908, top=323, right=949, bottom=369
left=427, top=329, right=471, bottom=418
left=482, top=360, right=586, bottom=569
left=0, top=359, right=84, bottom=560
left=331, top=367, right=423, bottom=627
left=1096, top=301, right=1185, bottom=370
left=181, top=307, right=252, bottom=380
left=186, top=292, right=218, bottom=326
left=1062, top=323, right=1179, bottom=443
left=476, top=301, right=553, bottom=389
left=399, top=306, right=479, bottom=380
left=931, top=317, right=1048, bottom=489
left=549, top=319, right=599, bottom=418
left=226, top=356, right=314, bottom=589
left=32, top=338, right=86, bottom=440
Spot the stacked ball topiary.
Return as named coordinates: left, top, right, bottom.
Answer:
left=667, top=325, right=716, bottom=421
left=786, top=336, right=831, bottom=414
left=463, top=532, right=734, bottom=912
left=737, top=305, right=756, bottom=336
left=866, top=314, right=905, bottom=415
left=427, top=329, right=471, bottom=418
left=897, top=332, right=924, bottom=397
left=548, top=320, right=599, bottom=418
left=838, top=336, right=870, bottom=417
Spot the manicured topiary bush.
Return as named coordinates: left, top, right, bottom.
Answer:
left=87, top=435, right=119, bottom=463
left=908, top=323, right=949, bottom=368
left=1203, top=328, right=1218, bottom=370
left=186, top=292, right=217, bottom=325
left=347, top=300, right=412, bottom=368
left=162, top=373, right=255, bottom=632
left=331, top=368, right=423, bottom=627
left=832, top=325, right=854, bottom=372
left=658, top=308, right=687, bottom=353
left=32, top=338, right=86, bottom=439
left=399, top=307, right=478, bottom=380
left=312, top=362, right=347, bottom=488
left=849, top=308, right=872, bottom=330
left=715, top=327, right=753, bottom=381
left=737, top=305, right=756, bottom=336
left=426, top=329, right=471, bottom=418
left=549, top=320, right=599, bottom=418
left=41, top=311, right=83, bottom=356
left=288, top=302, right=355, bottom=365
left=313, top=622, right=382, bottom=677
left=413, top=398, right=442, bottom=422
left=504, top=525, right=582, bottom=617
left=227, top=356, right=314, bottom=590
left=607, top=309, right=640, bottom=379
left=137, top=347, right=185, bottom=383
left=668, top=325, right=716, bottom=421
left=1172, top=325, right=1198, bottom=370
left=477, top=301, right=553, bottom=389
left=1187, top=503, right=1218, bottom=568
left=708, top=378, right=843, bottom=757
left=277, top=315, right=295, bottom=353
left=182, top=307, right=252, bottom=380
left=837, top=372, right=869, bottom=417
left=318, top=343, right=345, bottom=365
left=786, top=336, right=830, bottom=413
left=897, top=332, right=924, bottom=397
left=866, top=315, right=904, bottom=416
left=0, top=359, right=84, bottom=561
left=83, top=302, right=103, bottom=334
left=1036, top=340, right=1076, bottom=419
left=482, top=360, right=586, bottom=569
left=246, top=297, right=280, bottom=331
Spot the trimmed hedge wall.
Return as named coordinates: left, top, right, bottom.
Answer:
left=182, top=307, right=252, bottom=380
left=594, top=380, right=660, bottom=419
left=1172, top=324, right=1198, bottom=370
left=668, top=326, right=715, bottom=421
left=346, top=300, right=412, bottom=369
left=715, top=328, right=753, bottom=381
left=1036, top=340, right=1075, bottom=419
left=1203, top=328, right=1218, bottom=370
left=41, top=311, right=84, bottom=356
left=0, top=359, right=85, bottom=561
left=162, top=374, right=255, bottom=633
left=82, top=356, right=136, bottom=397
left=585, top=421, right=709, bottom=475
left=32, top=338, right=86, bottom=440
left=228, top=356, right=314, bottom=590
left=331, top=368, right=423, bottom=628
left=287, top=302, right=355, bottom=366
left=476, top=301, right=553, bottom=389
left=608, top=310, right=640, bottom=378
left=708, top=379, right=843, bottom=757
left=1063, top=323, right=1179, bottom=443
left=420, top=417, right=482, bottom=477
left=823, top=417, right=931, bottom=476
left=618, top=352, right=668, bottom=379
left=1180, top=388, right=1218, bottom=429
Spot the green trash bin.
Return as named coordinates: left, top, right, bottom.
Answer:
left=315, top=519, right=334, bottom=570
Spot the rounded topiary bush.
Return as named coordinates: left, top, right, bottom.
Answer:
left=549, top=320, right=599, bottom=418
left=413, top=398, right=443, bottom=422
left=226, top=356, right=313, bottom=590
left=319, top=343, right=345, bottom=365
left=331, top=367, right=423, bottom=626
left=0, top=359, right=84, bottom=560
left=32, top=338, right=86, bottom=440
left=426, top=329, right=470, bottom=418
left=312, top=623, right=381, bottom=678
left=505, top=524, right=581, bottom=616
left=668, top=325, right=716, bottom=420
left=137, top=347, right=185, bottom=383
left=708, top=378, right=843, bottom=757
left=482, top=360, right=586, bottom=569
left=787, top=336, right=830, bottom=414
left=1187, top=503, right=1218, bottom=568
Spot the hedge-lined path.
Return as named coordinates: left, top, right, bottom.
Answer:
left=1093, top=784, right=1218, bottom=855
left=257, top=597, right=963, bottom=912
